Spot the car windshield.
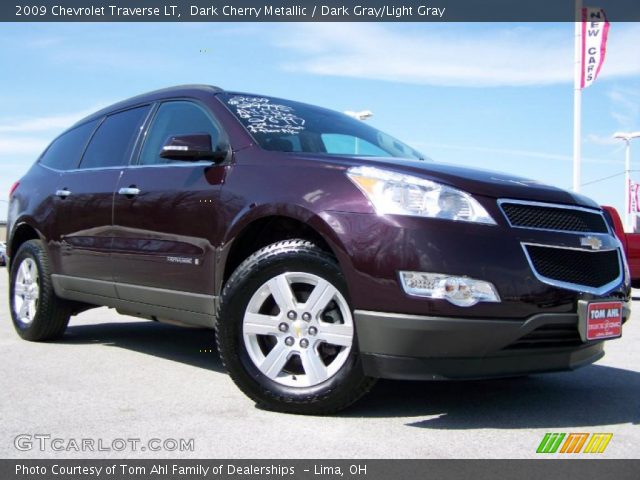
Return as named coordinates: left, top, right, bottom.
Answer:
left=220, top=93, right=424, bottom=160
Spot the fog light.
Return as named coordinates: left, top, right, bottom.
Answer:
left=399, top=271, right=500, bottom=307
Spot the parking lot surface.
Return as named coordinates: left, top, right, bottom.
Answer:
left=1, top=271, right=638, bottom=458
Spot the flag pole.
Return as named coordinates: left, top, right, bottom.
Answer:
left=573, top=0, right=583, bottom=192
left=625, top=139, right=631, bottom=231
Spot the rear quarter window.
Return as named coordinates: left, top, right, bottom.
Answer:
left=79, top=105, right=150, bottom=169
left=39, top=120, right=98, bottom=171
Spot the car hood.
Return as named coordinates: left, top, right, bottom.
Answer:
left=325, top=156, right=599, bottom=209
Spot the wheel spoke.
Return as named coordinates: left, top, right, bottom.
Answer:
left=317, top=322, right=353, bottom=347
left=20, top=262, right=31, bottom=282
left=27, top=261, right=35, bottom=280
left=18, top=299, right=29, bottom=319
left=243, top=312, right=281, bottom=336
left=14, top=283, right=27, bottom=296
left=258, top=342, right=290, bottom=379
left=267, top=275, right=297, bottom=312
left=14, top=296, right=23, bottom=316
left=27, top=300, right=36, bottom=321
left=304, top=279, right=337, bottom=317
left=300, top=349, right=329, bottom=384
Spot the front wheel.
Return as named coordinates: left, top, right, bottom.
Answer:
left=216, top=240, right=376, bottom=414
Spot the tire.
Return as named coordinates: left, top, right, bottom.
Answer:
left=9, top=239, right=71, bottom=341
left=216, top=239, right=376, bottom=414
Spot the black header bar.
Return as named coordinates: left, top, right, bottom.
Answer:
left=4, top=0, right=640, bottom=22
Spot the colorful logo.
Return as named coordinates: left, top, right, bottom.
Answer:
left=536, top=433, right=612, bottom=454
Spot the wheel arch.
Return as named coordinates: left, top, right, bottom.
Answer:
left=7, top=220, right=44, bottom=268
left=217, top=205, right=352, bottom=295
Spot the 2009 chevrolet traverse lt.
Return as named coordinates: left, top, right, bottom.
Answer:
left=6, top=85, right=630, bottom=414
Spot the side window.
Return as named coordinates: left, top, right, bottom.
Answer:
left=262, top=134, right=302, bottom=152
left=139, top=101, right=221, bottom=165
left=321, top=133, right=389, bottom=157
left=39, top=121, right=97, bottom=171
left=79, top=105, right=150, bottom=169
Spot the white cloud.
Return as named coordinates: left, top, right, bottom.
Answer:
left=26, top=36, right=64, bottom=48
left=0, top=138, right=49, bottom=156
left=0, top=106, right=106, bottom=158
left=276, top=23, right=640, bottom=87
left=0, top=108, right=99, bottom=133
left=414, top=141, right=622, bottom=166
left=607, top=86, right=640, bottom=129
left=585, top=133, right=623, bottom=146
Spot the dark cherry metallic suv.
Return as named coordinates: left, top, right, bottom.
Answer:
left=6, top=85, right=630, bottom=414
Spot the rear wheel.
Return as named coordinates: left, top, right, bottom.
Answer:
left=9, top=240, right=71, bottom=341
left=216, top=239, right=376, bottom=414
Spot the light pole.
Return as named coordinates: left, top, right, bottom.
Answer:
left=572, top=0, right=583, bottom=192
left=344, top=110, right=373, bottom=154
left=613, top=131, right=640, bottom=232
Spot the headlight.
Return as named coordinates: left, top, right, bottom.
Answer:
left=347, top=166, right=496, bottom=224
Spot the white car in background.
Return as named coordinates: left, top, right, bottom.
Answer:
left=0, top=241, right=6, bottom=266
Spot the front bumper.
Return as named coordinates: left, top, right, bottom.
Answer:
left=328, top=209, right=630, bottom=319
left=355, top=308, right=629, bottom=380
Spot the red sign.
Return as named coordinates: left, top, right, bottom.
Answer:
left=586, top=301, right=623, bottom=340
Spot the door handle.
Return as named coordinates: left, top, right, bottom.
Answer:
left=118, top=187, right=141, bottom=196
left=55, top=189, right=71, bottom=198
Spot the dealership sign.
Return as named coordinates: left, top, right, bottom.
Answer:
left=580, top=7, right=610, bottom=89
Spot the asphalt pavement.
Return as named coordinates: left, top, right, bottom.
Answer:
left=1, top=269, right=638, bottom=459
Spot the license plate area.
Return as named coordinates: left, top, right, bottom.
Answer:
left=578, top=300, right=623, bottom=341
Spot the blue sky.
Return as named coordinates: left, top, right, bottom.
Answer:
left=1, top=22, right=639, bottom=221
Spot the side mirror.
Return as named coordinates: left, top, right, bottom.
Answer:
left=160, top=134, right=227, bottom=162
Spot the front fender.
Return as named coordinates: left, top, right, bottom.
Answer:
left=217, top=203, right=355, bottom=294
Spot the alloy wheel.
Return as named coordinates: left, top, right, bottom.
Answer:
left=242, top=272, right=354, bottom=387
left=13, top=257, right=40, bottom=325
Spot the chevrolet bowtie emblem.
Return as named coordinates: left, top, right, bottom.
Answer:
left=580, top=236, right=603, bottom=250
left=292, top=321, right=303, bottom=338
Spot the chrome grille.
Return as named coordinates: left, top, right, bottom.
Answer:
left=500, top=201, right=608, bottom=233
left=523, top=244, right=621, bottom=292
